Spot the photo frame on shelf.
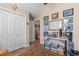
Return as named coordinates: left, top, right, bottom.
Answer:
left=48, top=31, right=59, bottom=37
left=44, top=16, right=49, bottom=21
left=52, top=12, right=59, bottom=19
left=63, top=8, right=74, bottom=17
left=52, top=32, right=59, bottom=38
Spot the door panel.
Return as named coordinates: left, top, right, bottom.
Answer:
left=0, top=9, right=26, bottom=52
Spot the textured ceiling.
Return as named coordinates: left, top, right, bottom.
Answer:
left=17, top=3, right=52, bottom=17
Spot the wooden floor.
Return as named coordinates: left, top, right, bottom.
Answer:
left=9, top=39, right=61, bottom=56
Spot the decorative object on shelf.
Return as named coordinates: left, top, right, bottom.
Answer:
left=63, top=8, right=74, bottom=17
left=52, top=32, right=59, bottom=38
left=44, top=16, right=49, bottom=21
left=52, top=13, right=59, bottom=19
left=48, top=31, right=52, bottom=37
left=59, top=28, right=63, bottom=37
left=48, top=31, right=59, bottom=37
left=44, top=31, right=48, bottom=36
left=43, top=16, right=49, bottom=37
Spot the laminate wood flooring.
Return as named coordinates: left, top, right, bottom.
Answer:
left=9, top=40, right=61, bottom=56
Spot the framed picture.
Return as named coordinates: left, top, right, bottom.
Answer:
left=52, top=13, right=59, bottom=19
left=44, top=26, right=49, bottom=30
left=44, top=16, right=49, bottom=21
left=52, top=32, right=59, bottom=38
left=44, top=21, right=49, bottom=26
left=63, top=17, right=73, bottom=32
left=63, top=8, right=74, bottom=17
left=49, top=20, right=62, bottom=30
left=44, top=31, right=48, bottom=36
left=48, top=31, right=59, bottom=37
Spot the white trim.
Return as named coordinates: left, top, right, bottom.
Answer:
left=0, top=7, right=25, bottom=17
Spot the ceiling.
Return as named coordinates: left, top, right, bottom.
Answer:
left=17, top=3, right=52, bottom=17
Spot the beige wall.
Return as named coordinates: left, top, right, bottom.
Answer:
left=29, top=19, right=35, bottom=42
left=35, top=3, right=79, bottom=51
left=0, top=3, right=30, bottom=47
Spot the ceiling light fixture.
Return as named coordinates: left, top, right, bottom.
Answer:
left=43, top=3, right=48, bottom=5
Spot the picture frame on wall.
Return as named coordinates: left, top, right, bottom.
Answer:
left=44, top=26, right=49, bottom=30
left=63, top=17, right=73, bottom=32
left=44, top=31, right=48, bottom=36
left=49, top=19, right=62, bottom=30
left=44, top=16, right=49, bottom=21
left=44, top=21, right=49, bottom=26
left=63, top=8, right=74, bottom=17
left=52, top=13, right=59, bottom=19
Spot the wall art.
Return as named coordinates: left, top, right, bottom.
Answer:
left=44, top=16, right=49, bottom=21
left=52, top=32, right=59, bottom=38
left=52, top=13, right=59, bottom=19
left=44, top=21, right=49, bottom=26
left=49, top=20, right=62, bottom=30
left=44, top=26, right=49, bottom=30
left=63, top=17, right=73, bottom=32
left=44, top=31, right=48, bottom=36
left=63, top=8, right=74, bottom=17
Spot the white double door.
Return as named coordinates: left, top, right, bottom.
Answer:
left=0, top=9, right=26, bottom=52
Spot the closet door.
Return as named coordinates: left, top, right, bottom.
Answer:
left=17, top=15, right=26, bottom=48
left=12, top=14, right=26, bottom=50
left=0, top=9, right=26, bottom=52
left=0, top=10, right=2, bottom=49
left=0, top=10, right=12, bottom=51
